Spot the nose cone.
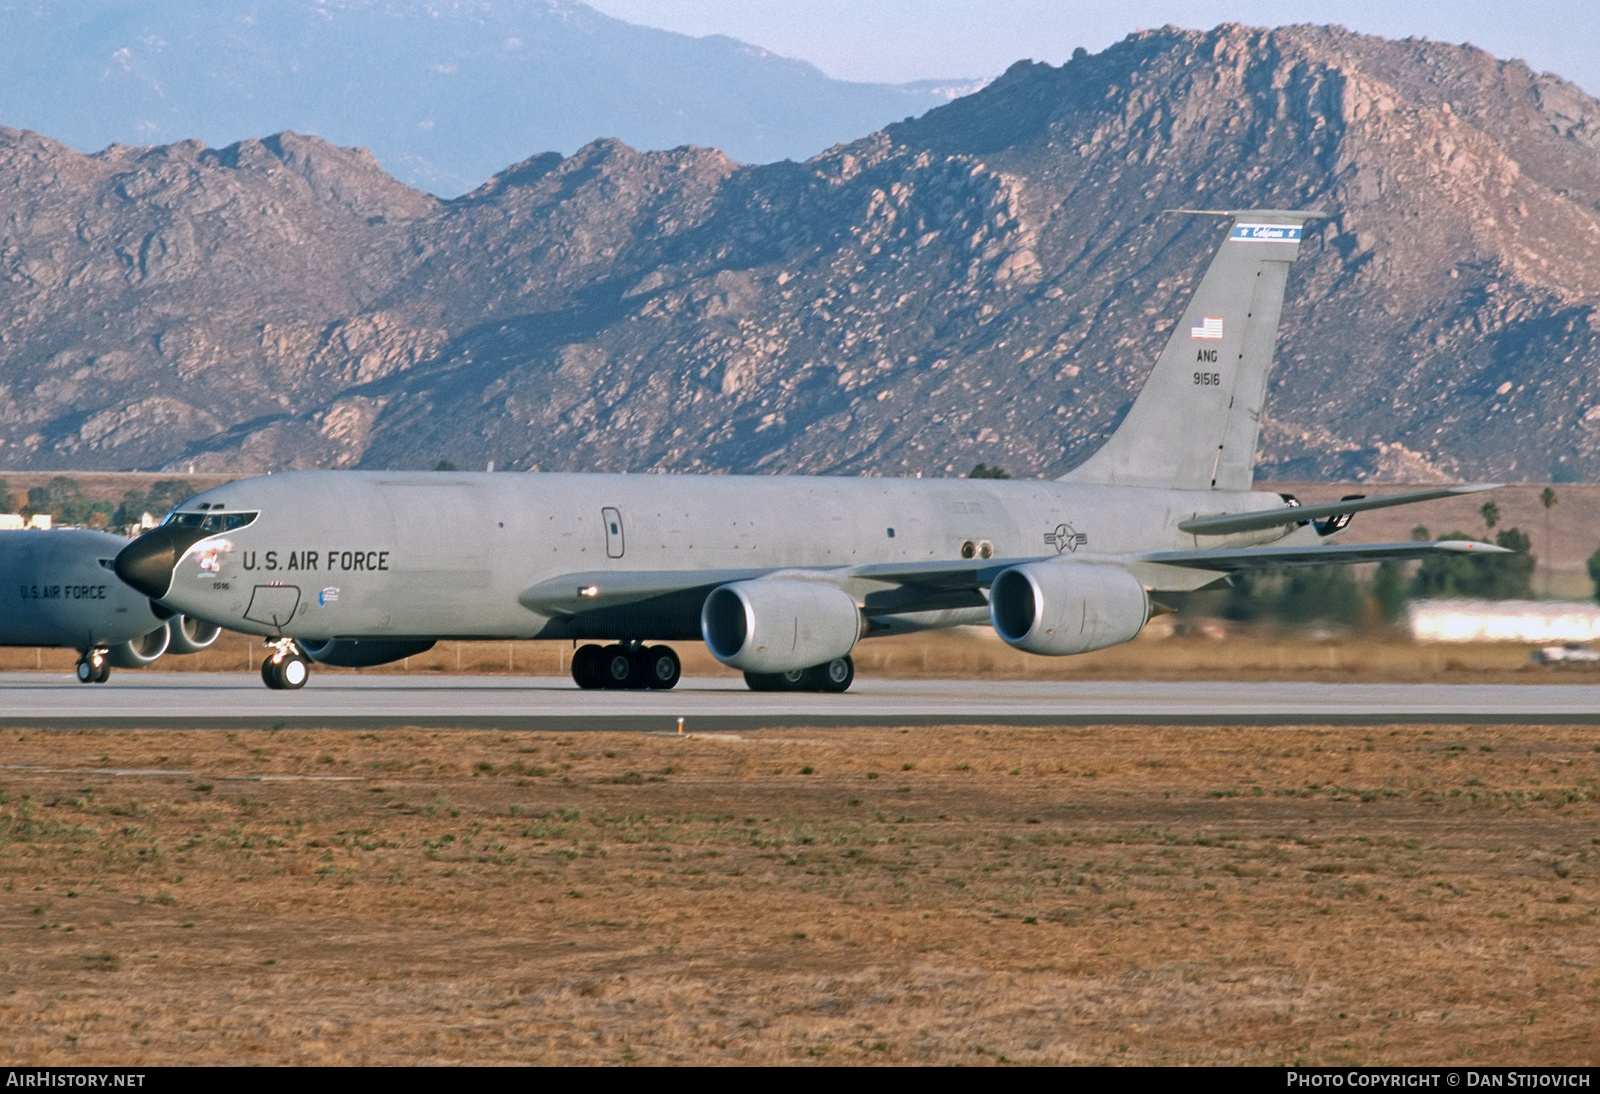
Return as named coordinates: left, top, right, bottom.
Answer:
left=114, top=525, right=211, bottom=599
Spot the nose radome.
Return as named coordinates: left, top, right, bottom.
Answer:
left=114, top=525, right=212, bottom=600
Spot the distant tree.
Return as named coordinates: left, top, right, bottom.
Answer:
left=1589, top=546, right=1600, bottom=605
left=1483, top=528, right=1536, bottom=599
left=1540, top=487, right=1558, bottom=596
left=28, top=476, right=97, bottom=525
left=967, top=463, right=1010, bottom=479
left=113, top=489, right=147, bottom=528
left=1480, top=500, right=1500, bottom=531
left=1371, top=559, right=1409, bottom=624
left=0, top=477, right=8, bottom=511
left=1411, top=525, right=1430, bottom=542
left=1278, top=565, right=1364, bottom=627
left=112, top=479, right=197, bottom=526
left=434, top=460, right=460, bottom=472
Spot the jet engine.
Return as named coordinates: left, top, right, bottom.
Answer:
left=300, top=638, right=437, bottom=668
left=701, top=580, right=861, bottom=673
left=988, top=562, right=1149, bottom=656
left=167, top=614, right=223, bottom=654
left=105, top=624, right=172, bottom=669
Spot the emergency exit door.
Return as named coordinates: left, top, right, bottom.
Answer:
left=602, top=507, right=625, bottom=558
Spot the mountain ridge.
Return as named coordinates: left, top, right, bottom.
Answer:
left=0, top=0, right=982, bottom=195
left=1, top=23, right=1598, bottom=483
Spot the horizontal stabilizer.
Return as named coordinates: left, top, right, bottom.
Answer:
left=1138, top=538, right=1510, bottom=573
left=1178, top=484, right=1502, bottom=536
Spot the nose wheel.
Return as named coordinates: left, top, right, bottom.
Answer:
left=74, top=649, right=111, bottom=684
left=571, top=643, right=680, bottom=690
left=260, top=639, right=310, bottom=690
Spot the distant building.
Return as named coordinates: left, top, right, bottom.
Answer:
left=1409, top=600, right=1600, bottom=643
left=0, top=513, right=51, bottom=530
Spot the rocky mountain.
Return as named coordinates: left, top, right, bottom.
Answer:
left=0, top=0, right=979, bottom=195
left=1, top=23, right=1599, bottom=483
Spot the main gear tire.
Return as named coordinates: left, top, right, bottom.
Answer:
left=603, top=645, right=637, bottom=689
left=819, top=655, right=854, bottom=693
left=571, top=644, right=605, bottom=689
left=743, top=671, right=780, bottom=692
left=644, top=646, right=681, bottom=690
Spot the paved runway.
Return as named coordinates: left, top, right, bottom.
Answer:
left=0, top=672, right=1596, bottom=729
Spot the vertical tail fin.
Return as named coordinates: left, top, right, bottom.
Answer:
left=1060, top=209, right=1324, bottom=491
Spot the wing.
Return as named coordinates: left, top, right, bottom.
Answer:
left=519, top=540, right=1508, bottom=617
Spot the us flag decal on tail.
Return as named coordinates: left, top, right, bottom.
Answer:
left=1190, top=316, right=1224, bottom=340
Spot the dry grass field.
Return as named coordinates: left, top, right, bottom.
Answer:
left=2, top=721, right=1597, bottom=1065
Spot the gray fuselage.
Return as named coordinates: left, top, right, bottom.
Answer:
left=146, top=471, right=1291, bottom=643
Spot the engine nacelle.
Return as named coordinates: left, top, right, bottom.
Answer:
left=701, top=580, right=861, bottom=673
left=300, top=638, right=437, bottom=668
left=988, top=562, right=1149, bottom=656
left=106, top=624, right=171, bottom=669
left=166, top=614, right=223, bottom=654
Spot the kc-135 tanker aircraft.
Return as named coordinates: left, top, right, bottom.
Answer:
left=0, top=529, right=222, bottom=681
left=113, top=209, right=1503, bottom=692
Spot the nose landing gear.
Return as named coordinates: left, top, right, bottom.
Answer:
left=571, top=642, right=681, bottom=690
left=74, top=649, right=111, bottom=684
left=260, top=638, right=310, bottom=690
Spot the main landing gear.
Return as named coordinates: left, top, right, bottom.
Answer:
left=744, top=655, right=854, bottom=694
left=260, top=638, right=310, bottom=690
left=571, top=643, right=681, bottom=690
left=74, top=648, right=110, bottom=684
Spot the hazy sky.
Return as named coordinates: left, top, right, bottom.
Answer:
left=586, top=1, right=1598, bottom=95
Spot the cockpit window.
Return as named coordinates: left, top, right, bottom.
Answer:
left=164, top=511, right=258, bottom=533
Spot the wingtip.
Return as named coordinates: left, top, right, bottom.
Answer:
left=1434, top=539, right=1513, bottom=554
